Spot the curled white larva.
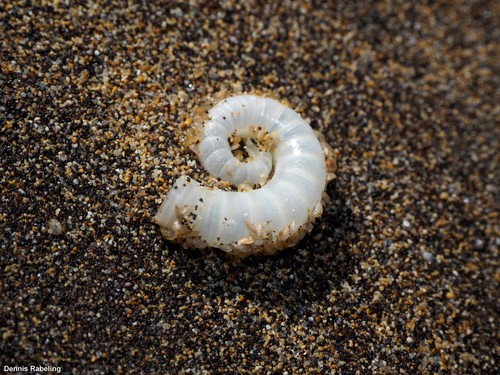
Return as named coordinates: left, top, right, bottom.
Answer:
left=154, top=95, right=334, bottom=256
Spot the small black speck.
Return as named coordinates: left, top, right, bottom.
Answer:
left=199, top=198, right=203, bottom=202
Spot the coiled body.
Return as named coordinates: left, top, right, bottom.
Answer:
left=154, top=95, right=332, bottom=256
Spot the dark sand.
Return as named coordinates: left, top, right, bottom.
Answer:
left=1, top=1, right=499, bottom=373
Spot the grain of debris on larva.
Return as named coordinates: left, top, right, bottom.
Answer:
left=153, top=94, right=335, bottom=256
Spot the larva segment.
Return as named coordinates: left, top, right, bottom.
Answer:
left=199, top=129, right=273, bottom=186
left=154, top=95, right=334, bottom=257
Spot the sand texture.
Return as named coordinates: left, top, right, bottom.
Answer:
left=1, top=1, right=499, bottom=373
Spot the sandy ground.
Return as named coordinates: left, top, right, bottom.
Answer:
left=1, top=1, right=499, bottom=373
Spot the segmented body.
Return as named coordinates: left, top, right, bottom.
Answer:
left=154, top=95, right=333, bottom=256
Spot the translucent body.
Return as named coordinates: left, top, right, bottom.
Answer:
left=154, top=95, right=328, bottom=254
